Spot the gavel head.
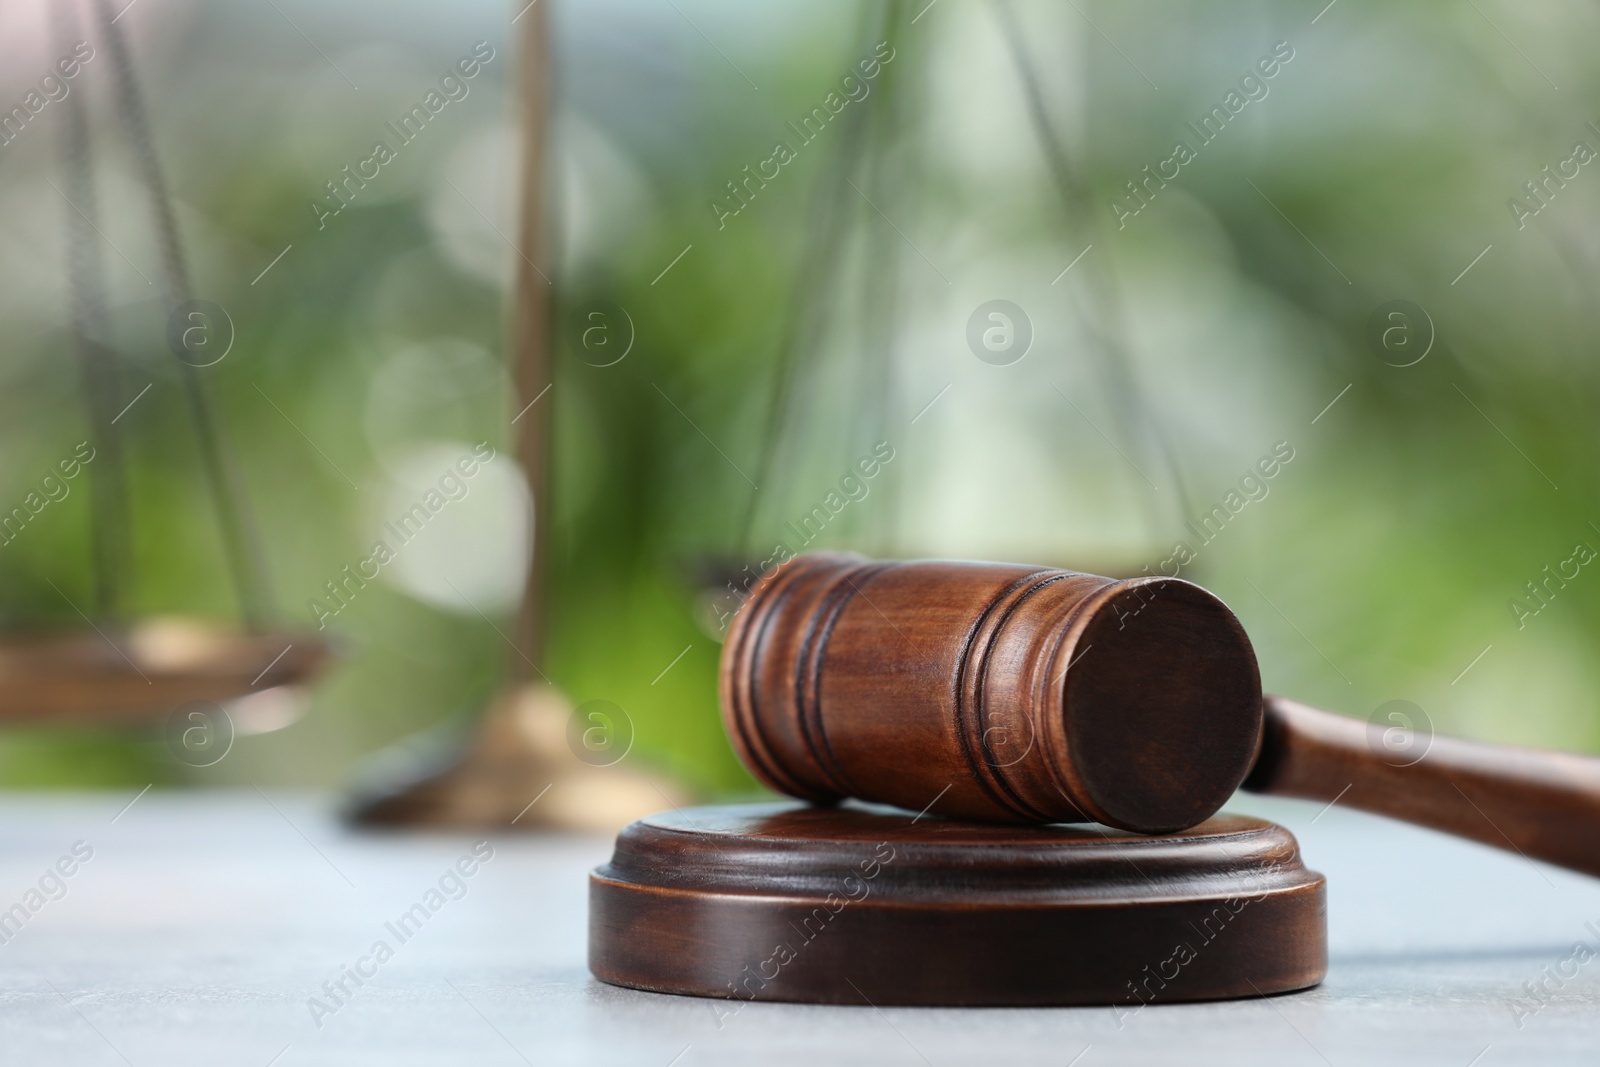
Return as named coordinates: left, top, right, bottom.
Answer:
left=720, top=554, right=1263, bottom=833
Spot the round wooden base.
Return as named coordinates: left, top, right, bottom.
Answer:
left=590, top=802, right=1326, bottom=1007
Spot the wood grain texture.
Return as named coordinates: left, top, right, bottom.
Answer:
left=1248, top=695, right=1600, bottom=878
left=589, top=802, right=1327, bottom=1006
left=724, top=552, right=1600, bottom=878
left=720, top=553, right=1264, bottom=833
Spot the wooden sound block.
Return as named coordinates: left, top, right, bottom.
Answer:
left=590, top=802, right=1326, bottom=1007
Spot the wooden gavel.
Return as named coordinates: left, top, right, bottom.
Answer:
left=722, top=553, right=1600, bottom=877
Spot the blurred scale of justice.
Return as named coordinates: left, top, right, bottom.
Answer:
left=344, top=0, right=685, bottom=831
left=350, top=0, right=1182, bottom=829
left=1, top=0, right=677, bottom=827
left=0, top=0, right=329, bottom=742
left=12, top=0, right=1176, bottom=828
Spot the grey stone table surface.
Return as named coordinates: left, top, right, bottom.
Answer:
left=1, top=790, right=1598, bottom=1066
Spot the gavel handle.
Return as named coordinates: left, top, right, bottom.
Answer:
left=1244, top=695, right=1600, bottom=879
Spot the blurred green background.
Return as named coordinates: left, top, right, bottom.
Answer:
left=0, top=0, right=1597, bottom=794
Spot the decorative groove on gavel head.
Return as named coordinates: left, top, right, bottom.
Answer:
left=720, top=553, right=1264, bottom=833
